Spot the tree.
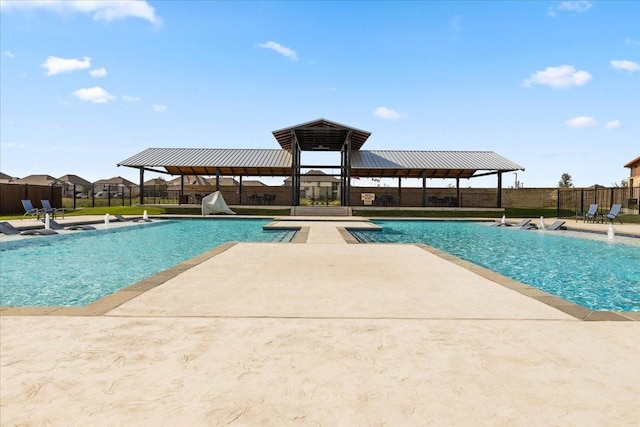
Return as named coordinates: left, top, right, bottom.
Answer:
left=558, top=173, right=573, bottom=188
left=612, top=179, right=629, bottom=188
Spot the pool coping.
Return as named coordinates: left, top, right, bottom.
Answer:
left=1, top=221, right=637, bottom=321
left=342, top=225, right=639, bottom=321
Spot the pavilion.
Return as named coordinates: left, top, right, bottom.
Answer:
left=117, top=118, right=524, bottom=207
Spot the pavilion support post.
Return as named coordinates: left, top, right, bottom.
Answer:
left=215, top=168, right=220, bottom=191
left=456, top=178, right=461, bottom=207
left=290, top=133, right=300, bottom=206
left=497, top=172, right=503, bottom=208
left=139, top=169, right=144, bottom=205
left=340, top=150, right=346, bottom=205
left=421, top=170, right=427, bottom=207
left=239, top=176, right=243, bottom=205
left=344, top=138, right=352, bottom=206
left=180, top=175, right=185, bottom=204
left=398, top=177, right=402, bottom=207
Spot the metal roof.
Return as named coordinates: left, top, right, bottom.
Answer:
left=350, top=150, right=524, bottom=178
left=118, top=148, right=293, bottom=176
left=272, top=118, right=371, bottom=152
left=118, top=148, right=523, bottom=179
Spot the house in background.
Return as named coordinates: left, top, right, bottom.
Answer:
left=625, top=156, right=640, bottom=188
left=0, top=172, right=17, bottom=183
left=93, top=176, right=138, bottom=197
left=11, top=174, right=64, bottom=187
left=58, top=174, right=93, bottom=198
left=242, top=179, right=267, bottom=187
left=283, top=170, right=341, bottom=202
left=166, top=175, right=239, bottom=187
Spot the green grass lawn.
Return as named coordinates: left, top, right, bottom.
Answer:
left=2, top=205, right=638, bottom=223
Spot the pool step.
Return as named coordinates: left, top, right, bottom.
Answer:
left=290, top=206, right=352, bottom=216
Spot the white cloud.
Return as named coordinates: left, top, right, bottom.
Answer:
left=152, top=104, right=167, bottom=112
left=549, top=1, right=593, bottom=17
left=610, top=59, right=640, bottom=72
left=522, top=65, right=592, bottom=89
left=258, top=41, right=298, bottom=61
left=0, top=0, right=162, bottom=25
left=3, top=50, right=15, bottom=58
left=41, top=56, right=91, bottom=75
left=605, top=120, right=621, bottom=130
left=73, top=86, right=115, bottom=104
left=373, top=106, right=401, bottom=120
left=625, top=37, right=640, bottom=46
left=123, top=95, right=141, bottom=103
left=89, top=67, right=107, bottom=77
left=565, top=116, right=597, bottom=128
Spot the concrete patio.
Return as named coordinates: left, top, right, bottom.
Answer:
left=1, top=216, right=639, bottom=426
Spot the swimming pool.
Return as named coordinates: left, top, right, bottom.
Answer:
left=350, top=220, right=640, bottom=312
left=0, top=219, right=294, bottom=307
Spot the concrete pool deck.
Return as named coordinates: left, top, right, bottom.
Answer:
left=1, top=216, right=639, bottom=425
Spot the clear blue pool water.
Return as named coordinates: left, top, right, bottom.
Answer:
left=0, top=219, right=294, bottom=307
left=351, top=220, right=640, bottom=312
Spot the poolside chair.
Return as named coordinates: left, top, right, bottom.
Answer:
left=41, top=200, right=64, bottom=219
left=494, top=218, right=531, bottom=228
left=41, top=218, right=96, bottom=231
left=21, top=199, right=44, bottom=220
left=113, top=214, right=151, bottom=223
left=545, top=220, right=566, bottom=231
left=576, top=204, right=598, bottom=223
left=600, top=204, right=623, bottom=224
left=0, top=221, right=58, bottom=236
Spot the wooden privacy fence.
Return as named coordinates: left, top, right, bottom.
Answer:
left=0, top=184, right=63, bottom=215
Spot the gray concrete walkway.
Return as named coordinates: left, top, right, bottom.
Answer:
left=1, top=217, right=639, bottom=426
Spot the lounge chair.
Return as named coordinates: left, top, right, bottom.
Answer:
left=600, top=204, right=623, bottom=224
left=576, top=204, right=598, bottom=223
left=494, top=218, right=531, bottom=228
left=41, top=200, right=64, bottom=219
left=113, top=214, right=151, bottom=223
left=21, top=199, right=44, bottom=220
left=545, top=220, right=566, bottom=231
left=0, top=221, right=58, bottom=236
left=41, top=219, right=96, bottom=231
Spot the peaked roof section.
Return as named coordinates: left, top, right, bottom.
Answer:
left=94, top=176, right=138, bottom=187
left=350, top=151, right=525, bottom=178
left=624, top=156, right=640, bottom=168
left=272, top=118, right=371, bottom=152
left=11, top=174, right=64, bottom=186
left=58, top=174, right=92, bottom=187
left=118, top=148, right=292, bottom=176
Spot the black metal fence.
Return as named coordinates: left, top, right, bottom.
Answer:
left=558, top=187, right=640, bottom=218
left=63, top=184, right=136, bottom=209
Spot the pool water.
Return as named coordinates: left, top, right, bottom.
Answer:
left=350, top=220, right=640, bottom=312
left=0, top=219, right=294, bottom=307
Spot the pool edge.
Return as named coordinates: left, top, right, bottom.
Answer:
left=415, top=243, right=639, bottom=322
left=0, top=242, right=238, bottom=317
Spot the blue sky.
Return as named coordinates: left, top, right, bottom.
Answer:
left=1, top=0, right=638, bottom=188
